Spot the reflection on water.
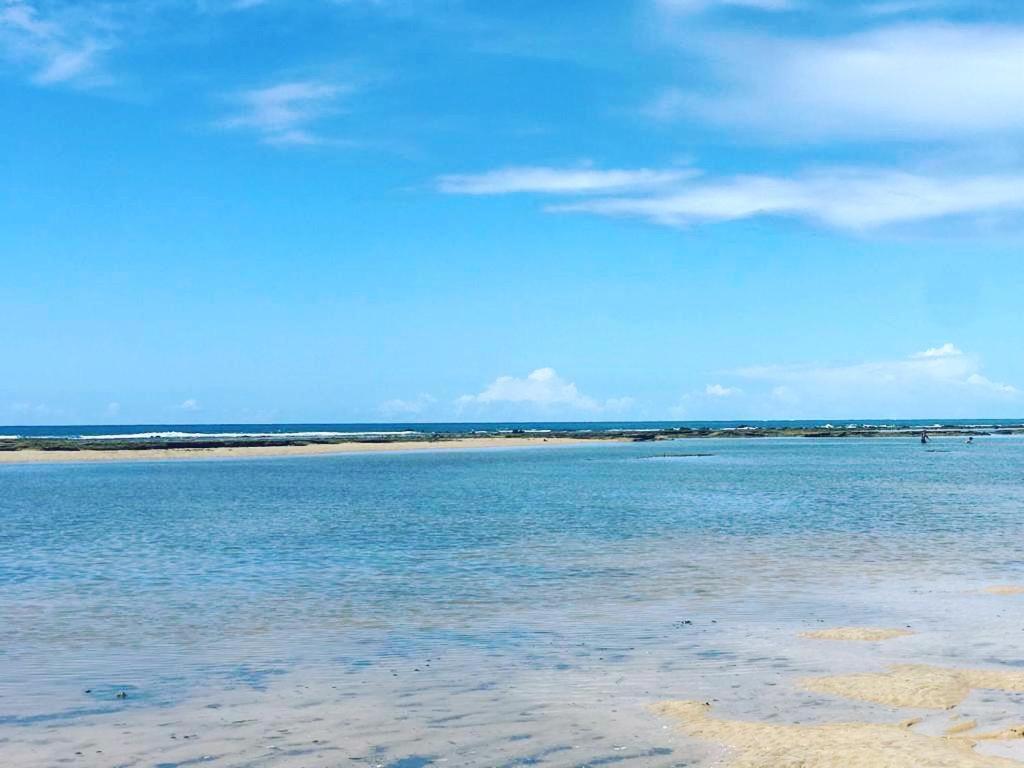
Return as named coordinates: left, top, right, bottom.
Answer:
left=2, top=438, right=1024, bottom=766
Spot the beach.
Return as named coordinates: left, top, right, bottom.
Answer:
left=0, top=435, right=611, bottom=463
left=3, top=436, right=1024, bottom=766
left=10, top=0, right=1021, bottom=763
left=2, top=419, right=1022, bottom=465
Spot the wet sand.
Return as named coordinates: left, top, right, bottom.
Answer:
left=0, top=436, right=615, bottom=464
left=647, top=585, right=1024, bottom=766
left=802, top=664, right=1024, bottom=710
left=654, top=701, right=1024, bottom=768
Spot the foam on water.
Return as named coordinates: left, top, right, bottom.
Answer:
left=80, top=430, right=421, bottom=440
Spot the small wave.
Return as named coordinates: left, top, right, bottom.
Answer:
left=79, top=430, right=421, bottom=441
left=0, top=435, right=21, bottom=440
left=493, top=429, right=554, bottom=434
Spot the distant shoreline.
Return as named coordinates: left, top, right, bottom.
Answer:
left=0, top=436, right=621, bottom=464
left=2, top=423, right=1021, bottom=464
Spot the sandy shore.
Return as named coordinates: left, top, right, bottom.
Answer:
left=0, top=436, right=616, bottom=464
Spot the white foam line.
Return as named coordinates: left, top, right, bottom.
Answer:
left=79, top=431, right=422, bottom=441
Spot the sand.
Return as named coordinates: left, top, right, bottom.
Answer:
left=801, top=627, right=914, bottom=641
left=984, top=586, right=1024, bottom=595
left=653, top=700, right=1024, bottom=768
left=0, top=436, right=613, bottom=464
left=802, top=664, right=1024, bottom=709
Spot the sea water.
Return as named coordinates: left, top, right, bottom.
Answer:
left=2, top=437, right=1024, bottom=766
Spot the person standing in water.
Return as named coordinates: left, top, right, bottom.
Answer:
left=920, top=430, right=930, bottom=444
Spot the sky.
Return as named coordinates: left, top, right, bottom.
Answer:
left=2, top=0, right=1024, bottom=424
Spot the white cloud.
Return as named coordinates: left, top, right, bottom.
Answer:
left=733, top=344, right=1018, bottom=416
left=437, top=166, right=692, bottom=195
left=550, top=167, right=1024, bottom=231
left=104, top=401, right=121, bottom=417
left=457, top=367, right=632, bottom=413
left=965, top=373, right=1018, bottom=395
left=705, top=383, right=741, bottom=397
left=655, top=23, right=1024, bottom=141
left=671, top=383, right=743, bottom=416
left=0, top=1, right=113, bottom=86
left=379, top=393, right=436, bottom=417
left=913, top=342, right=962, bottom=359
left=220, top=80, right=349, bottom=146
left=179, top=398, right=200, bottom=412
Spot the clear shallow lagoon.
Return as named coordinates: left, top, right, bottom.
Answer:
left=3, top=437, right=1024, bottom=766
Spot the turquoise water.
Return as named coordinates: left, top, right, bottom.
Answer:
left=3, top=437, right=1024, bottom=766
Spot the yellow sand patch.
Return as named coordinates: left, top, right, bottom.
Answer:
left=985, top=586, right=1024, bottom=595
left=801, top=627, right=914, bottom=642
left=946, top=719, right=979, bottom=736
left=653, top=700, right=1023, bottom=768
left=973, top=725, right=1024, bottom=742
left=802, top=664, right=1024, bottom=709
left=943, top=718, right=1024, bottom=742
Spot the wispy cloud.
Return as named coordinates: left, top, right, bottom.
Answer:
left=671, top=344, right=1018, bottom=419
left=705, top=383, right=741, bottom=397
left=437, top=166, right=692, bottom=195
left=656, top=0, right=795, bottom=13
left=913, top=342, right=962, bottom=359
left=669, top=383, right=743, bottom=417
left=652, top=23, right=1024, bottom=142
left=457, top=367, right=632, bottom=414
left=733, top=344, right=1018, bottom=416
left=0, top=0, right=114, bottom=86
left=550, top=167, right=1024, bottom=231
left=859, top=0, right=953, bottom=16
left=11, top=400, right=50, bottom=417
left=179, top=398, right=200, bottom=412
left=219, top=80, right=350, bottom=146
left=380, top=393, right=436, bottom=417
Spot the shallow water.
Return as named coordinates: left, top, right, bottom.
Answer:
left=3, top=437, right=1024, bottom=766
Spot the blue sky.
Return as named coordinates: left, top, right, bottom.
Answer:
left=3, top=0, right=1024, bottom=423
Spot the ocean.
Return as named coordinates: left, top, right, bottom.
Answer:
left=1, top=418, right=1022, bottom=440
left=2, top=434, right=1024, bottom=766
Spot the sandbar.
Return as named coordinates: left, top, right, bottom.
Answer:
left=0, top=436, right=615, bottom=464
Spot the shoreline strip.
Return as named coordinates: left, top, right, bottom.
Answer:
left=0, top=437, right=619, bottom=465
